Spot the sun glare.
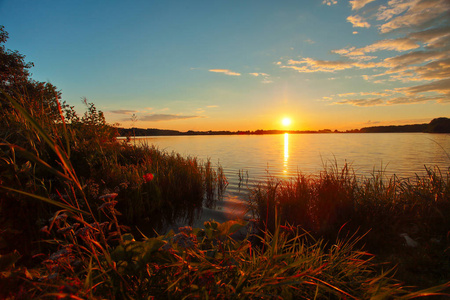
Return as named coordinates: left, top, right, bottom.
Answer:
left=282, top=117, right=292, bottom=127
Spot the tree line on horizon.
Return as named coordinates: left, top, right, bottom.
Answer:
left=118, top=117, right=450, bottom=137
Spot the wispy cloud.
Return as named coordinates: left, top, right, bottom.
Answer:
left=378, top=0, right=450, bottom=34
left=249, top=72, right=269, bottom=77
left=334, top=98, right=384, bottom=106
left=279, top=0, right=450, bottom=106
left=398, top=78, right=450, bottom=96
left=249, top=72, right=272, bottom=83
left=209, top=69, right=241, bottom=76
left=110, top=109, right=138, bottom=114
left=282, top=58, right=376, bottom=73
left=135, top=114, right=203, bottom=122
left=350, top=0, right=376, bottom=10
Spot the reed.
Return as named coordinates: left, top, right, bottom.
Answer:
left=248, top=163, right=450, bottom=288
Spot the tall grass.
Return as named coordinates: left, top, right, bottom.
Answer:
left=249, top=163, right=450, bottom=288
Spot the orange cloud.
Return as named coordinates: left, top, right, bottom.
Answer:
left=378, top=0, right=450, bottom=33
left=281, top=0, right=450, bottom=107
left=209, top=69, right=241, bottom=76
left=350, top=0, right=376, bottom=10
left=347, top=15, right=370, bottom=28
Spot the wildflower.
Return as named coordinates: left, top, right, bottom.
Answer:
left=40, top=225, right=50, bottom=235
left=178, top=226, right=193, bottom=234
left=74, top=227, right=90, bottom=237
left=143, top=173, right=154, bottom=182
left=48, top=247, right=72, bottom=261
left=49, top=213, right=68, bottom=223
left=57, top=223, right=80, bottom=234
left=99, top=193, right=118, bottom=200
left=91, top=221, right=109, bottom=230
left=173, top=231, right=198, bottom=249
left=98, top=200, right=118, bottom=210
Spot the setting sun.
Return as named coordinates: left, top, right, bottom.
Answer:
left=282, top=117, right=292, bottom=127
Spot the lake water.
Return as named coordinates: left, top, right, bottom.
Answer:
left=132, top=133, right=450, bottom=222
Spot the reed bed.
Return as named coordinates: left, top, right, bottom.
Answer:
left=248, top=163, right=450, bottom=288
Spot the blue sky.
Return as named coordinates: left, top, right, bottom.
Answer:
left=1, top=0, right=449, bottom=131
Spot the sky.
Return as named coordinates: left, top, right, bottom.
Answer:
left=1, top=0, right=449, bottom=131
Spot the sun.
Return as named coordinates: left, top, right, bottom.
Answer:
left=281, top=117, right=292, bottom=127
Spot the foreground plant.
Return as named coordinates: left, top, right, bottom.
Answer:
left=249, top=164, right=450, bottom=289
left=8, top=216, right=444, bottom=299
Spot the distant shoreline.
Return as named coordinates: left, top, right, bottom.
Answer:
left=117, top=117, right=450, bottom=137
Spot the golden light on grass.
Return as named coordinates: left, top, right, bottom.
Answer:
left=282, top=117, right=292, bottom=127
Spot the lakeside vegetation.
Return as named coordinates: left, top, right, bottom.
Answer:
left=1, top=26, right=450, bottom=299
left=249, top=164, right=450, bottom=289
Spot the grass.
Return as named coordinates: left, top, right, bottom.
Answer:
left=248, top=163, right=450, bottom=289
left=0, top=92, right=449, bottom=298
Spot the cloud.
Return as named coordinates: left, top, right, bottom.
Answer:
left=350, top=0, right=377, bottom=10
left=209, top=69, right=241, bottom=76
left=376, top=0, right=417, bottom=22
left=283, top=57, right=381, bottom=73
left=334, top=98, right=384, bottom=106
left=137, top=114, right=203, bottom=122
left=347, top=15, right=371, bottom=28
left=206, top=105, right=218, bottom=108
left=386, top=95, right=449, bottom=105
left=413, top=58, right=450, bottom=80
left=279, top=0, right=450, bottom=107
left=408, top=26, right=450, bottom=49
left=337, top=92, right=357, bottom=97
left=333, top=38, right=420, bottom=60
left=249, top=72, right=272, bottom=83
left=365, top=120, right=381, bottom=125
left=378, top=0, right=450, bottom=33
left=323, top=0, right=337, bottom=6
left=399, top=78, right=450, bottom=96
left=110, top=110, right=138, bottom=115
left=249, top=72, right=269, bottom=77
left=364, top=38, right=420, bottom=52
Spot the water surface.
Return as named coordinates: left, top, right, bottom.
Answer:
left=132, top=133, right=450, bottom=221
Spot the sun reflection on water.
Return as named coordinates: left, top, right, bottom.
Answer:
left=284, top=133, right=289, bottom=174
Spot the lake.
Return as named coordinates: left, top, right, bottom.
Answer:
left=131, top=133, right=450, bottom=222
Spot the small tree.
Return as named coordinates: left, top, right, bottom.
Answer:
left=0, top=26, right=62, bottom=138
